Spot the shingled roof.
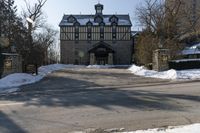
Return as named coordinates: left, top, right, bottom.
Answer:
left=59, top=14, right=132, bottom=26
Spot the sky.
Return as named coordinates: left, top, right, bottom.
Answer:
left=14, top=0, right=144, bottom=30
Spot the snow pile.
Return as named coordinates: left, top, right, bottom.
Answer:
left=87, top=65, right=131, bottom=69
left=129, top=65, right=177, bottom=80
left=0, top=64, right=85, bottom=93
left=124, top=123, right=200, bottom=133
left=129, top=65, right=200, bottom=80
left=0, top=73, right=42, bottom=89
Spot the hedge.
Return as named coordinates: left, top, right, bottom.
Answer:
left=169, top=59, right=200, bottom=70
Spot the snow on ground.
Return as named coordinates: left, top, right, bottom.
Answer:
left=0, top=64, right=84, bottom=93
left=87, top=65, right=130, bottom=69
left=87, top=65, right=114, bottom=69
left=124, top=123, right=200, bottom=133
left=128, top=65, right=200, bottom=80
left=1, top=64, right=200, bottom=93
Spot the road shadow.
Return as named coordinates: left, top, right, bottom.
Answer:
left=0, top=111, right=27, bottom=133
left=0, top=71, right=199, bottom=112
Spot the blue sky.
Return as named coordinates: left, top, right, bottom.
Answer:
left=15, top=0, right=143, bottom=30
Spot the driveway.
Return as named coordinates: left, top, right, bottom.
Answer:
left=0, top=68, right=200, bottom=133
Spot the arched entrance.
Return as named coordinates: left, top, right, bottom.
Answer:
left=89, top=42, right=114, bottom=65
left=95, top=47, right=108, bottom=65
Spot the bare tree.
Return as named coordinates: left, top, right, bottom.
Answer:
left=22, top=0, right=47, bottom=65
left=134, top=0, right=200, bottom=65
left=23, top=0, right=47, bottom=30
left=33, top=25, right=58, bottom=64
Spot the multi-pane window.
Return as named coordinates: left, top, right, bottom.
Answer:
left=112, top=23, right=117, bottom=40
left=68, top=15, right=76, bottom=23
left=95, top=16, right=103, bottom=23
left=100, top=24, right=104, bottom=39
left=75, top=24, right=79, bottom=40
left=97, top=7, right=102, bottom=14
left=87, top=24, right=92, bottom=40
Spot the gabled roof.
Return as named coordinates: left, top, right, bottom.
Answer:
left=88, top=41, right=115, bottom=53
left=59, top=14, right=132, bottom=26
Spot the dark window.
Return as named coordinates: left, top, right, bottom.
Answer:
left=109, top=15, right=118, bottom=23
left=97, top=7, right=102, bottom=14
left=68, top=15, right=76, bottom=23
left=75, top=25, right=79, bottom=40
left=100, top=25, right=104, bottom=39
left=94, top=16, right=103, bottom=23
left=87, top=25, right=92, bottom=40
left=112, top=25, right=117, bottom=39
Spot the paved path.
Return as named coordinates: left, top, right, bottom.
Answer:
left=0, top=68, right=200, bottom=133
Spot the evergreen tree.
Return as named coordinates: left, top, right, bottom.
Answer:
left=0, top=0, right=28, bottom=53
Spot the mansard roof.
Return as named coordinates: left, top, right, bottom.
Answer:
left=59, top=14, right=132, bottom=26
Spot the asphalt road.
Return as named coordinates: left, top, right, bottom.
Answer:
left=0, top=68, right=200, bottom=133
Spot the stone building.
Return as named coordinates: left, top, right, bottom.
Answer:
left=59, top=3, right=133, bottom=65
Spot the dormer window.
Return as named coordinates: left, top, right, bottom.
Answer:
left=109, top=15, right=118, bottom=23
left=74, top=21, right=80, bottom=27
left=67, top=15, right=76, bottom=23
left=86, top=20, right=93, bottom=27
left=94, top=15, right=103, bottom=23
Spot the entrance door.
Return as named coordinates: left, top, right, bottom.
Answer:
left=95, top=48, right=108, bottom=65
left=96, top=57, right=108, bottom=65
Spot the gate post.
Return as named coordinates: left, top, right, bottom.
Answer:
left=153, top=49, right=170, bottom=71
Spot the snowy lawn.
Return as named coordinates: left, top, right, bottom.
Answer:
left=129, top=65, right=200, bottom=80
left=123, top=123, right=200, bottom=133
left=0, top=64, right=84, bottom=93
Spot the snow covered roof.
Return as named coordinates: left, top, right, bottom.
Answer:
left=59, top=14, right=132, bottom=26
left=182, top=43, right=200, bottom=55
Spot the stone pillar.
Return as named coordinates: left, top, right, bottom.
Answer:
left=90, top=53, right=95, bottom=65
left=108, top=53, right=113, bottom=65
left=1, top=53, right=22, bottom=77
left=153, top=49, right=170, bottom=71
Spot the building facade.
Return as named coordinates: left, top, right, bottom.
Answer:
left=59, top=3, right=133, bottom=65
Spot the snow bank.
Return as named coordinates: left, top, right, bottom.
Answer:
left=0, top=73, right=42, bottom=89
left=129, top=65, right=200, bottom=80
left=0, top=64, right=85, bottom=93
left=128, top=65, right=177, bottom=80
left=124, top=123, right=200, bottom=133
left=87, top=65, right=131, bottom=69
